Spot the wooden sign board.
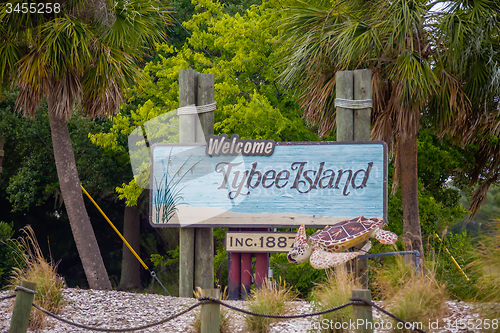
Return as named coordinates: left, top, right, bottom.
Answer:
left=225, top=231, right=297, bottom=253
left=150, top=136, right=387, bottom=228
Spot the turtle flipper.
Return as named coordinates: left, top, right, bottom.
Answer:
left=292, top=224, right=307, bottom=247
left=309, top=247, right=363, bottom=269
left=375, top=229, right=398, bottom=245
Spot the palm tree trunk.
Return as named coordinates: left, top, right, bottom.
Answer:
left=119, top=205, right=141, bottom=290
left=48, top=108, right=112, bottom=290
left=398, top=134, right=424, bottom=263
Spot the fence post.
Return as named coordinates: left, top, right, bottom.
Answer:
left=9, top=281, right=37, bottom=333
left=201, top=288, right=220, bottom=333
left=352, top=289, right=373, bottom=333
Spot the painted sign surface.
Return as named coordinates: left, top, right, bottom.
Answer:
left=150, top=139, right=387, bottom=228
left=225, top=232, right=297, bottom=253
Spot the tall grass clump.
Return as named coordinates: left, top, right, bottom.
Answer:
left=471, top=226, right=500, bottom=330
left=309, top=264, right=361, bottom=333
left=245, top=278, right=297, bottom=333
left=431, top=231, right=479, bottom=301
left=8, top=226, right=65, bottom=330
left=375, top=257, right=449, bottom=332
left=191, top=287, right=231, bottom=333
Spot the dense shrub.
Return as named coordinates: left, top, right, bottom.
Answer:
left=0, top=221, right=23, bottom=289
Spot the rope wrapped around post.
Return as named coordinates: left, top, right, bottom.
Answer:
left=177, top=102, right=217, bottom=115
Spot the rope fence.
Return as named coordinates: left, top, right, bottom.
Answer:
left=5, top=285, right=427, bottom=333
left=0, top=294, right=16, bottom=301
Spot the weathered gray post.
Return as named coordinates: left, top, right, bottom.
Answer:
left=353, top=69, right=371, bottom=141
left=353, top=69, right=372, bottom=287
left=178, top=69, right=216, bottom=297
left=179, top=68, right=196, bottom=297
left=336, top=69, right=372, bottom=287
left=200, top=288, right=220, bottom=333
left=194, top=73, right=215, bottom=290
left=352, top=289, right=374, bottom=333
left=335, top=69, right=372, bottom=143
left=9, top=281, right=37, bottom=333
left=336, top=71, right=354, bottom=141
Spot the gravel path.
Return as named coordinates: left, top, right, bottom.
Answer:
left=0, top=288, right=489, bottom=332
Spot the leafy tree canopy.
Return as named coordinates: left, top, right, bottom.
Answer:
left=91, top=0, right=324, bottom=205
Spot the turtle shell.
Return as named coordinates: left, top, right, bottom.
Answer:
left=308, top=216, right=384, bottom=250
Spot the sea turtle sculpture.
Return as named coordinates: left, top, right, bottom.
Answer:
left=287, top=216, right=398, bottom=269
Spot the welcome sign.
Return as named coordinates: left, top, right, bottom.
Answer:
left=150, top=135, right=387, bottom=228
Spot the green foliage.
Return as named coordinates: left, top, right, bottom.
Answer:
left=144, top=228, right=180, bottom=295
left=270, top=252, right=326, bottom=298
left=213, top=227, right=228, bottom=286
left=430, top=231, right=479, bottom=301
left=468, top=184, right=500, bottom=226
left=150, top=246, right=180, bottom=268
left=0, top=221, right=23, bottom=288
left=91, top=0, right=323, bottom=205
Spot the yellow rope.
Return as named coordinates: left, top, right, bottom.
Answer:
left=80, top=184, right=149, bottom=271
left=434, top=233, right=469, bottom=281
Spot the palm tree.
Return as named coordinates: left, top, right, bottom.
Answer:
left=279, top=0, right=500, bottom=259
left=0, top=0, right=171, bottom=289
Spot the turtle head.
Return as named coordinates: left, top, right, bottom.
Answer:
left=287, top=243, right=313, bottom=264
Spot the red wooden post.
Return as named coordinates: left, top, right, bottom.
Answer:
left=228, top=228, right=241, bottom=300
left=240, top=251, right=252, bottom=299
left=255, top=228, right=269, bottom=288
left=240, top=228, right=253, bottom=299
left=255, top=253, right=267, bottom=288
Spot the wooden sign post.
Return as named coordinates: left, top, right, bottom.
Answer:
left=336, top=69, right=372, bottom=287
left=178, top=69, right=215, bottom=297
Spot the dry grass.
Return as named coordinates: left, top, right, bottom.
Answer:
left=191, top=286, right=231, bottom=333
left=309, top=264, right=362, bottom=333
left=245, top=278, right=297, bottom=333
left=375, top=257, right=449, bottom=332
left=8, top=226, right=65, bottom=330
left=471, top=227, right=500, bottom=331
